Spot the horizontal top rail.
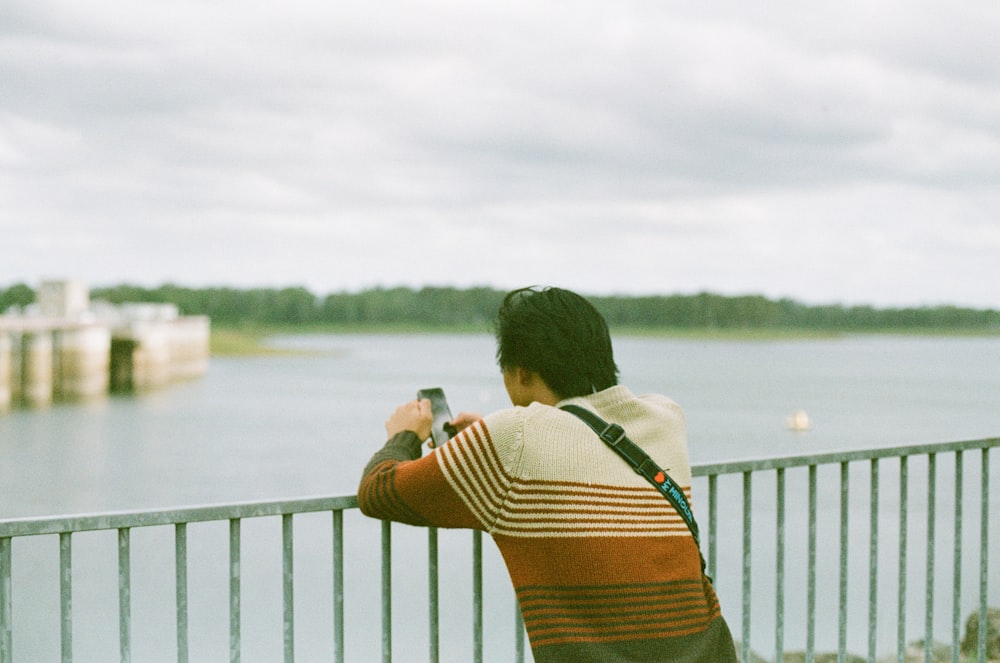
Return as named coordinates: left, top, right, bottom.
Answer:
left=0, top=495, right=359, bottom=538
left=1, top=436, right=996, bottom=539
left=692, top=436, right=998, bottom=477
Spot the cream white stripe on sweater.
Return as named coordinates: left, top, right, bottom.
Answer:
left=438, top=388, right=693, bottom=533
left=436, top=423, right=509, bottom=529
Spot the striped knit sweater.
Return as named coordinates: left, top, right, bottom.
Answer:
left=358, top=385, right=736, bottom=662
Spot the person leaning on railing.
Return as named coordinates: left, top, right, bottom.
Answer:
left=358, top=286, right=738, bottom=663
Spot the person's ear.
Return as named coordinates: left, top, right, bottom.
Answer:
left=516, top=367, right=539, bottom=387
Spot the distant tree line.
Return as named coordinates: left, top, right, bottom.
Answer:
left=588, top=292, right=1000, bottom=332
left=2, top=282, right=998, bottom=332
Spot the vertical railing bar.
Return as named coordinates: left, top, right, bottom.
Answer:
left=742, top=471, right=752, bottom=663
left=708, top=474, right=718, bottom=580
left=283, top=514, right=294, bottom=663
left=175, top=523, right=189, bottom=663
left=978, top=448, right=989, bottom=663
left=0, top=537, right=10, bottom=663
left=806, top=465, right=817, bottom=663
left=230, top=518, right=241, bottom=663
left=838, top=461, right=849, bottom=663
left=868, top=459, right=879, bottom=663
left=775, top=468, right=785, bottom=663
left=897, top=456, right=908, bottom=663
left=332, top=510, right=344, bottom=663
left=60, top=532, right=73, bottom=663
left=118, top=528, right=131, bottom=663
left=381, top=520, right=391, bottom=663
left=514, top=599, right=525, bottom=663
left=924, top=453, right=936, bottom=663
left=950, top=452, right=963, bottom=663
left=428, top=528, right=439, bottom=663
left=472, top=530, right=483, bottom=663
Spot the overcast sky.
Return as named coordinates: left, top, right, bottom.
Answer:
left=2, top=0, right=999, bottom=308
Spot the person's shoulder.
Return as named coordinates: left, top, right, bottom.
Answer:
left=569, top=386, right=686, bottom=439
left=573, top=385, right=684, bottom=419
left=635, top=392, right=685, bottom=418
left=468, top=405, right=553, bottom=467
left=481, top=402, right=557, bottom=432
left=476, top=405, right=532, bottom=451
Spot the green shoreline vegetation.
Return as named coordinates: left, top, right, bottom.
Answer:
left=2, top=283, right=997, bottom=357
left=208, top=322, right=1000, bottom=357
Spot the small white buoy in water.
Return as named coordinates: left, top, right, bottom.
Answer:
left=785, top=409, right=812, bottom=432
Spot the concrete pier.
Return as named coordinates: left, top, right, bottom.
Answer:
left=54, top=325, right=112, bottom=400
left=19, top=330, right=54, bottom=407
left=0, top=317, right=210, bottom=409
left=109, top=316, right=210, bottom=393
left=0, top=281, right=210, bottom=410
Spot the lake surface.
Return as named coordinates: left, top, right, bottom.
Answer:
left=1, top=333, right=998, bottom=661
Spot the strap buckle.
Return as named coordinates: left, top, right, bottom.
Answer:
left=598, top=423, right=627, bottom=447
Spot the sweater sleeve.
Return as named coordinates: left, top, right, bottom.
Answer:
left=357, top=419, right=512, bottom=530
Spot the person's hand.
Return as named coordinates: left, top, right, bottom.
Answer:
left=449, top=411, right=483, bottom=433
left=385, top=399, right=433, bottom=441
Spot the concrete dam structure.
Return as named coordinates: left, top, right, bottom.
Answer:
left=0, top=280, right=209, bottom=412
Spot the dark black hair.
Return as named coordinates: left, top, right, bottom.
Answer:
left=494, top=286, right=619, bottom=399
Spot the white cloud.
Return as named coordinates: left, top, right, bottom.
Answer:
left=2, top=0, right=999, bottom=308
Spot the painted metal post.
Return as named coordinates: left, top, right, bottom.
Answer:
left=230, top=519, right=241, bottom=663
left=775, top=469, right=785, bottom=663
left=979, top=449, right=990, bottom=663
left=175, top=523, right=189, bottom=663
left=950, top=452, right=963, bottom=663
left=708, top=474, right=718, bottom=581
left=868, top=459, right=879, bottom=663
left=381, top=520, right=391, bottom=663
left=514, top=601, right=525, bottom=663
left=838, top=462, right=849, bottom=663
left=742, top=471, right=752, bottom=663
left=472, top=530, right=483, bottom=663
left=282, top=514, right=294, bottom=663
left=807, top=465, right=817, bottom=663
left=60, top=532, right=72, bottom=663
left=332, top=510, right=344, bottom=663
left=118, top=528, right=131, bottom=663
left=1, top=537, right=11, bottom=663
left=428, top=527, right=439, bottom=663
left=924, top=454, right=936, bottom=663
left=897, top=456, right=909, bottom=663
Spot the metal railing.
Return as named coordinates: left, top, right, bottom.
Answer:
left=1, top=437, right=996, bottom=663
left=697, top=438, right=996, bottom=663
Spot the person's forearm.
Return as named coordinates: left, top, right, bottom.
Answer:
left=357, top=423, right=493, bottom=530
left=358, top=430, right=428, bottom=523
left=361, top=430, right=423, bottom=477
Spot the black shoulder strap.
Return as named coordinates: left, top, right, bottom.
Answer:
left=560, top=404, right=703, bottom=551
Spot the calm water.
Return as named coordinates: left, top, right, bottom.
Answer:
left=1, top=333, right=998, bottom=661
